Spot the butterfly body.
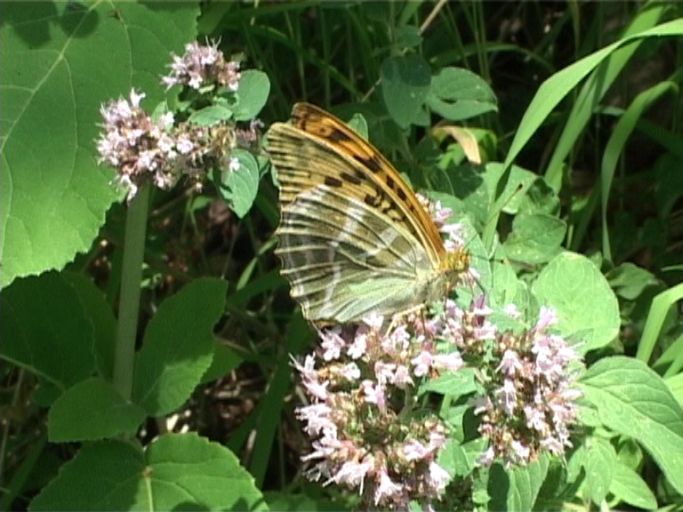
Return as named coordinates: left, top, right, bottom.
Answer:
left=267, top=103, right=469, bottom=324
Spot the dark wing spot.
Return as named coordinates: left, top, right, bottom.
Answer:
left=386, top=175, right=395, bottom=189
left=324, top=176, right=343, bottom=187
left=365, top=155, right=383, bottom=173
left=340, top=172, right=362, bottom=185
left=364, top=193, right=382, bottom=207
left=396, top=188, right=407, bottom=201
left=353, top=154, right=382, bottom=173
left=328, top=129, right=353, bottom=142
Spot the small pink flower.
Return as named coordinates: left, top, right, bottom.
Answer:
left=478, top=446, right=496, bottom=467
left=411, top=351, right=433, bottom=377
left=403, top=440, right=430, bottom=461
left=320, top=329, right=346, bottom=361
left=361, top=380, right=386, bottom=410
left=498, top=349, right=523, bottom=376
left=347, top=332, right=367, bottom=359
left=228, top=156, right=240, bottom=172
left=499, top=379, right=517, bottom=415
left=296, top=404, right=335, bottom=437
left=374, top=468, right=403, bottom=505
left=433, top=351, right=464, bottom=372
left=391, top=365, right=414, bottom=388
left=339, top=363, right=360, bottom=381
left=536, top=306, right=558, bottom=331
left=330, top=460, right=372, bottom=491
left=363, top=312, right=384, bottom=330
left=374, top=361, right=396, bottom=385
left=511, top=440, right=530, bottom=462
left=427, top=462, right=450, bottom=494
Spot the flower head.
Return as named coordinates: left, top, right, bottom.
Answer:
left=162, top=40, right=241, bottom=91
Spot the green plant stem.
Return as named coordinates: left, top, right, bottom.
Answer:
left=113, top=184, right=150, bottom=401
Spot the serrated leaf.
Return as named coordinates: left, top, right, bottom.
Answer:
left=217, top=148, right=260, bottom=218
left=609, top=460, right=657, bottom=509
left=133, top=278, right=227, bottom=416
left=30, top=433, right=265, bottom=511
left=532, top=252, right=619, bottom=352
left=0, top=272, right=94, bottom=396
left=504, top=213, right=566, bottom=265
left=580, top=356, right=683, bottom=494
left=48, top=377, right=145, bottom=442
left=188, top=104, right=233, bottom=126
left=427, top=67, right=497, bottom=121
left=488, top=455, right=549, bottom=511
left=0, top=2, right=198, bottom=288
left=381, top=54, right=431, bottom=128
left=233, top=69, right=270, bottom=121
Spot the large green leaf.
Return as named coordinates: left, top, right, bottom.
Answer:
left=488, top=455, right=549, bottom=511
left=133, top=278, right=227, bottom=416
left=217, top=148, right=261, bottom=218
left=581, top=436, right=617, bottom=504
left=48, top=377, right=146, bottom=442
left=531, top=252, right=619, bottom=352
left=580, top=356, right=683, bottom=494
left=380, top=54, right=431, bottom=128
left=62, top=272, right=116, bottom=380
left=0, top=2, right=198, bottom=288
left=426, top=67, right=497, bottom=121
left=0, top=272, right=94, bottom=398
left=503, top=213, right=566, bottom=265
left=233, top=69, right=270, bottom=121
left=609, top=460, right=657, bottom=510
left=30, top=433, right=266, bottom=511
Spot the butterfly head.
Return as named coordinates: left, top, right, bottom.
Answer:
left=440, top=247, right=471, bottom=289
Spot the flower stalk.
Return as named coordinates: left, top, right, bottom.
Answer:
left=112, top=183, right=150, bottom=400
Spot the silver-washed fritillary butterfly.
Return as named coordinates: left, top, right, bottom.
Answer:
left=267, top=103, right=470, bottom=324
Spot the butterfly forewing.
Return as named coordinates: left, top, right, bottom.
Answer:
left=274, top=103, right=447, bottom=264
left=267, top=103, right=464, bottom=324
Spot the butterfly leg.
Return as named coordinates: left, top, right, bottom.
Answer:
left=386, top=303, right=427, bottom=334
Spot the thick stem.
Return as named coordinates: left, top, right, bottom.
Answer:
left=113, top=184, right=150, bottom=400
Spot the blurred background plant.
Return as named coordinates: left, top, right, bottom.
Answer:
left=1, top=1, right=682, bottom=511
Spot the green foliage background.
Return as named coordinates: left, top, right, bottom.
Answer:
left=1, top=1, right=683, bottom=510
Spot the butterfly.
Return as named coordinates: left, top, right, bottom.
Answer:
left=266, top=103, right=470, bottom=324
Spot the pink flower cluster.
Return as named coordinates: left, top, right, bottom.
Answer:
left=162, top=40, right=241, bottom=91
left=294, top=311, right=460, bottom=509
left=471, top=305, right=583, bottom=466
left=96, top=42, right=262, bottom=200
left=294, top=290, right=583, bottom=507
left=97, top=90, right=182, bottom=200
left=97, top=90, right=240, bottom=200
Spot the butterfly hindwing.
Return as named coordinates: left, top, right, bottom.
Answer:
left=276, top=185, right=433, bottom=322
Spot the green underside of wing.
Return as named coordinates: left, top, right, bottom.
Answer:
left=276, top=185, right=437, bottom=323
